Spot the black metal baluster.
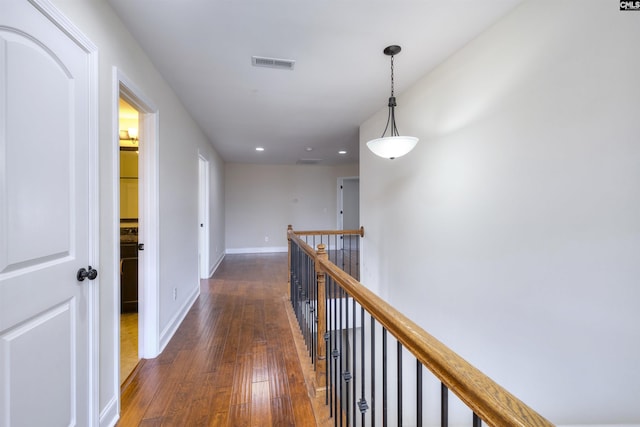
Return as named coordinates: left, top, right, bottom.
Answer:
left=339, top=285, right=344, bottom=427
left=344, top=233, right=348, bottom=273
left=348, top=231, right=353, bottom=277
left=397, top=341, right=402, bottom=427
left=355, top=233, right=360, bottom=280
left=441, top=383, right=448, bottom=427
left=473, top=413, right=482, bottom=427
left=304, top=254, right=308, bottom=355
left=351, top=297, right=357, bottom=424
left=328, top=276, right=334, bottom=413
left=298, top=252, right=309, bottom=345
left=297, top=244, right=302, bottom=319
left=344, top=290, right=351, bottom=427
left=289, top=244, right=294, bottom=308
left=300, top=251, right=304, bottom=333
left=371, top=317, right=376, bottom=427
left=311, top=254, right=316, bottom=366
left=307, top=254, right=311, bottom=356
left=325, top=275, right=330, bottom=406
left=343, top=231, right=348, bottom=277
left=417, top=360, right=422, bottom=427
left=290, top=244, right=295, bottom=310
left=309, top=254, right=313, bottom=363
left=304, top=258, right=313, bottom=356
left=292, top=243, right=296, bottom=310
left=340, top=233, right=344, bottom=271
left=331, top=278, right=341, bottom=426
left=294, top=277, right=304, bottom=324
left=313, top=254, right=318, bottom=366
left=382, top=328, right=387, bottom=427
left=304, top=256, right=309, bottom=349
left=303, top=255, right=309, bottom=352
left=359, top=307, right=368, bottom=426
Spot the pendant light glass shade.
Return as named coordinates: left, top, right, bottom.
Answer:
left=366, top=136, right=418, bottom=159
left=366, top=45, right=418, bottom=160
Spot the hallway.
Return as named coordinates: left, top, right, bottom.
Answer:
left=118, top=253, right=319, bottom=426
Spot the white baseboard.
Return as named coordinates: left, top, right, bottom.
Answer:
left=226, top=246, right=287, bottom=254
left=159, top=284, right=200, bottom=352
left=98, top=395, right=118, bottom=427
left=208, top=252, right=225, bottom=277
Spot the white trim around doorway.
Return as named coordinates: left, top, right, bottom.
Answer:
left=109, top=68, right=161, bottom=422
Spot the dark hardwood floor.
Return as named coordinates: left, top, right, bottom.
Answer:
left=118, top=253, right=319, bottom=426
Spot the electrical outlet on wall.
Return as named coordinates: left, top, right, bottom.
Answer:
left=264, top=236, right=269, bottom=242
left=173, top=288, right=177, bottom=300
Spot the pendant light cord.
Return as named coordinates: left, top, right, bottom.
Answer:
left=389, top=54, right=399, bottom=136
left=381, top=54, right=398, bottom=138
left=390, top=55, right=395, bottom=97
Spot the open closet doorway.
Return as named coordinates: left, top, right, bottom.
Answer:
left=118, top=98, right=140, bottom=384
left=115, top=70, right=161, bottom=401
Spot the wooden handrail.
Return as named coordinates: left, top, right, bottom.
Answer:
left=317, top=256, right=554, bottom=427
left=291, top=226, right=364, bottom=237
left=288, top=229, right=317, bottom=259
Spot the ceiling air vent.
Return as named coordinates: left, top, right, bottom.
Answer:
left=296, top=159, right=322, bottom=165
left=252, top=55, right=295, bottom=70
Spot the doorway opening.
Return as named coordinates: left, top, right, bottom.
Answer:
left=198, top=155, right=210, bottom=279
left=338, top=176, right=360, bottom=248
left=115, top=70, right=161, bottom=403
left=118, top=97, right=140, bottom=384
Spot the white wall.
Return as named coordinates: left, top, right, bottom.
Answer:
left=225, top=163, right=358, bottom=252
left=360, top=1, right=640, bottom=425
left=207, top=153, right=226, bottom=271
left=48, top=1, right=225, bottom=424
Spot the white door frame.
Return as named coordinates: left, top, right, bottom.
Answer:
left=337, top=176, right=360, bottom=252
left=337, top=176, right=359, bottom=230
left=112, top=70, right=161, bottom=380
left=198, top=154, right=210, bottom=279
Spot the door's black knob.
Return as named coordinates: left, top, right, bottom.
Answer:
left=77, top=266, right=98, bottom=282
left=138, top=243, right=144, bottom=251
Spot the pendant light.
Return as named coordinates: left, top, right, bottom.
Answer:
left=366, top=45, right=418, bottom=160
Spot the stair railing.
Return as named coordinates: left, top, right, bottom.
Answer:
left=287, top=225, right=555, bottom=427
left=289, top=224, right=364, bottom=281
left=287, top=225, right=364, bottom=376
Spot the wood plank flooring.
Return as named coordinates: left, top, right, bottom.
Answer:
left=118, top=253, right=319, bottom=426
left=120, top=312, right=139, bottom=384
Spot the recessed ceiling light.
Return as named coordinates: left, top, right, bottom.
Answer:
left=306, top=147, right=313, bottom=152
left=256, top=147, right=264, bottom=152
left=338, top=150, right=347, bottom=155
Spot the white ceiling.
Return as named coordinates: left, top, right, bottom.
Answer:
left=107, top=0, right=523, bottom=165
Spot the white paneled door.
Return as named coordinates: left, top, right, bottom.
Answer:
left=0, top=1, right=97, bottom=426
